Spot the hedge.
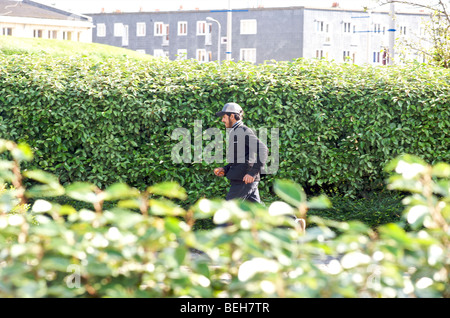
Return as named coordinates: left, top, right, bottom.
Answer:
left=0, top=52, right=449, bottom=202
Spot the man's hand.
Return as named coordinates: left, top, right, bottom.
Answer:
left=214, top=167, right=225, bottom=177
left=243, top=174, right=255, bottom=184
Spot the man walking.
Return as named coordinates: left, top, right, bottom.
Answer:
left=214, top=102, right=268, bottom=203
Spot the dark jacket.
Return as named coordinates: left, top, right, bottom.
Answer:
left=223, top=121, right=268, bottom=183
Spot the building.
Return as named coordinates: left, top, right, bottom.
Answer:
left=302, top=6, right=430, bottom=65
left=89, top=5, right=430, bottom=64
left=0, top=0, right=93, bottom=42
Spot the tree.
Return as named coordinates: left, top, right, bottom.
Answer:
left=377, top=0, right=450, bottom=67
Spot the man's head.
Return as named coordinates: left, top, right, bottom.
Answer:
left=221, top=113, right=238, bottom=128
left=216, top=103, right=244, bottom=128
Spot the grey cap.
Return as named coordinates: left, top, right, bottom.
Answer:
left=215, top=103, right=243, bottom=117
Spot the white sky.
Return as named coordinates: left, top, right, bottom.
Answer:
left=34, top=0, right=394, bottom=14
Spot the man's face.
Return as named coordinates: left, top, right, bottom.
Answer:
left=221, top=114, right=234, bottom=128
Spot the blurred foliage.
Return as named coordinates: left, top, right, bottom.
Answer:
left=0, top=139, right=448, bottom=298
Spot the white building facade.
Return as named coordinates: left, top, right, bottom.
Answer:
left=0, top=0, right=93, bottom=42
left=302, top=7, right=430, bottom=65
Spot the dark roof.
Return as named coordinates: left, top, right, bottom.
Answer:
left=0, top=0, right=90, bottom=21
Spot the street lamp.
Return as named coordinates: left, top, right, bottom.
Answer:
left=206, top=17, right=221, bottom=64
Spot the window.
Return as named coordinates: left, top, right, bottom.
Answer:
left=343, top=22, right=351, bottom=33
left=205, top=23, right=212, bottom=45
left=316, top=20, right=328, bottom=33
left=316, top=50, right=323, bottom=58
left=154, top=22, right=164, bottom=36
left=399, top=25, right=407, bottom=35
left=382, top=49, right=390, bottom=65
left=162, top=24, right=169, bottom=46
left=373, top=23, right=382, bottom=34
left=137, top=22, right=146, bottom=36
left=177, top=49, right=187, bottom=60
left=196, top=49, right=208, bottom=62
left=240, top=48, right=256, bottom=63
left=373, top=51, right=381, bottom=63
left=240, top=19, right=257, bottom=34
left=33, top=29, right=43, bottom=38
left=61, top=31, right=73, bottom=40
left=48, top=30, right=58, bottom=39
left=197, top=21, right=206, bottom=35
left=154, top=49, right=169, bottom=58
left=97, top=23, right=106, bottom=37
left=62, top=31, right=73, bottom=41
left=122, top=25, right=129, bottom=46
left=343, top=50, right=350, bottom=62
left=419, top=26, right=426, bottom=37
left=2, top=27, right=13, bottom=36
left=178, top=21, right=187, bottom=35
left=418, top=52, right=426, bottom=63
left=114, top=23, right=124, bottom=37
left=316, top=21, right=324, bottom=32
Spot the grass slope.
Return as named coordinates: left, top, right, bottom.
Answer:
left=0, top=36, right=153, bottom=60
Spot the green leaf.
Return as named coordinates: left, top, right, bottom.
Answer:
left=40, top=257, right=72, bottom=271
left=174, top=246, right=187, bottom=265
left=26, top=184, right=65, bottom=198
left=307, top=194, right=332, bottom=209
left=65, top=182, right=99, bottom=203
left=59, top=204, right=77, bottom=216
left=273, top=179, right=306, bottom=208
left=117, top=198, right=141, bottom=210
left=147, top=182, right=187, bottom=200
left=104, top=183, right=140, bottom=201
left=379, top=223, right=414, bottom=246
left=24, top=169, right=60, bottom=185
left=86, top=261, right=112, bottom=276
left=432, top=162, right=450, bottom=178
left=11, top=143, right=33, bottom=162
left=103, top=208, right=143, bottom=229
left=192, top=198, right=222, bottom=219
left=149, top=198, right=185, bottom=216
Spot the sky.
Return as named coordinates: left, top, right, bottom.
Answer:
left=33, top=0, right=396, bottom=14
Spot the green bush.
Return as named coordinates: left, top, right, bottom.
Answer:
left=311, top=191, right=404, bottom=228
left=0, top=51, right=448, bottom=203
left=0, top=139, right=448, bottom=298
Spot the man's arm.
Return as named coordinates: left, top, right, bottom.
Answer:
left=223, top=163, right=231, bottom=174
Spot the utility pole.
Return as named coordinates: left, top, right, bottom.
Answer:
left=226, top=0, right=232, bottom=61
left=367, top=10, right=372, bottom=64
left=388, top=2, right=396, bottom=65
left=210, top=2, right=247, bottom=63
